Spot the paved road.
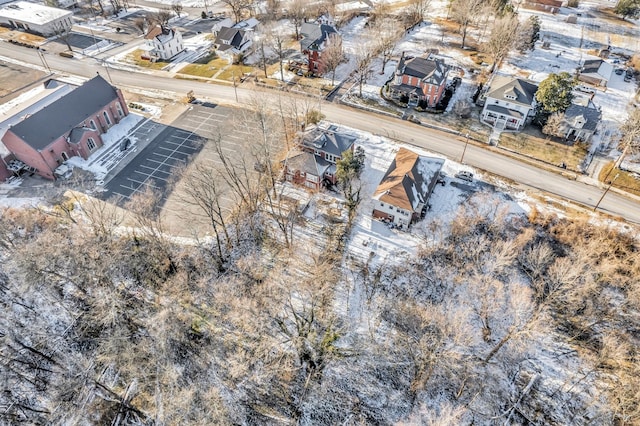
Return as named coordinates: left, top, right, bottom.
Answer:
left=1, top=42, right=639, bottom=223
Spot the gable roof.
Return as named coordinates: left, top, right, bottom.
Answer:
left=581, top=59, right=613, bottom=81
left=301, top=123, right=357, bottom=157
left=145, top=25, right=179, bottom=43
left=286, top=150, right=330, bottom=177
left=485, top=76, right=538, bottom=107
left=215, top=27, right=245, bottom=50
left=397, top=56, right=448, bottom=86
left=563, top=103, right=601, bottom=131
left=300, top=22, right=338, bottom=52
left=373, top=148, right=441, bottom=212
left=7, top=75, right=120, bottom=151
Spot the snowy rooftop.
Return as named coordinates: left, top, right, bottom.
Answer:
left=0, top=1, right=72, bottom=24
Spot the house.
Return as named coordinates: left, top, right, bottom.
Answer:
left=480, top=76, right=538, bottom=131
left=300, top=20, right=339, bottom=74
left=560, top=102, right=601, bottom=142
left=144, top=25, right=184, bottom=61
left=211, top=16, right=233, bottom=35
left=388, top=54, right=449, bottom=108
left=1, top=75, right=129, bottom=180
left=578, top=59, right=613, bottom=88
left=372, top=148, right=443, bottom=230
left=0, top=1, right=72, bottom=36
left=284, top=123, right=357, bottom=190
left=214, top=18, right=259, bottom=57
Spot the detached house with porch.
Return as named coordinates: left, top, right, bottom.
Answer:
left=144, top=25, right=184, bottom=61
left=372, top=148, right=443, bottom=230
left=481, top=76, right=538, bottom=131
left=284, top=123, right=356, bottom=190
left=1, top=75, right=129, bottom=180
left=389, top=55, right=449, bottom=108
left=214, top=18, right=259, bottom=58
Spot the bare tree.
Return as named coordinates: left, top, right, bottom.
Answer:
left=133, top=16, right=146, bottom=34
left=52, top=21, right=73, bottom=52
left=407, top=0, right=431, bottom=25
left=266, top=23, right=289, bottom=82
left=222, top=0, right=252, bottom=23
left=373, top=17, right=403, bottom=74
left=171, top=1, right=183, bottom=18
left=152, top=8, right=173, bottom=27
left=451, top=0, right=483, bottom=49
left=289, top=0, right=306, bottom=41
left=542, top=112, right=566, bottom=138
left=354, top=43, right=375, bottom=97
left=452, top=99, right=472, bottom=118
left=318, top=33, right=343, bottom=85
left=483, top=13, right=519, bottom=72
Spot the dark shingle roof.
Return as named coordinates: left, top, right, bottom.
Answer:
left=564, top=103, right=601, bottom=131
left=68, top=127, right=92, bottom=144
left=301, top=124, right=356, bottom=157
left=9, top=75, right=119, bottom=151
left=286, top=150, right=330, bottom=177
left=300, top=22, right=337, bottom=52
left=486, top=76, right=538, bottom=107
left=215, top=27, right=245, bottom=49
left=397, top=56, right=448, bottom=86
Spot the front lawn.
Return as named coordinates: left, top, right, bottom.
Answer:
left=598, top=162, right=640, bottom=197
left=178, top=55, right=229, bottom=78
left=499, top=130, right=588, bottom=170
left=126, top=49, right=170, bottom=70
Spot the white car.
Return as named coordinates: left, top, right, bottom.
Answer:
left=455, top=171, right=474, bottom=182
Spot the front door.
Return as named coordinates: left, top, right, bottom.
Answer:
left=61, top=152, right=69, bottom=161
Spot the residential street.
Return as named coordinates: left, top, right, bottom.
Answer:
left=1, top=41, right=639, bottom=223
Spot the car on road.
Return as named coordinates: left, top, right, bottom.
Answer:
left=455, top=171, right=474, bottom=182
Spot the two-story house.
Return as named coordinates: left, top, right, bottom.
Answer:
left=214, top=18, right=259, bottom=58
left=560, top=102, right=601, bottom=142
left=578, top=59, right=613, bottom=88
left=388, top=54, right=449, bottom=108
left=300, top=20, right=339, bottom=74
left=144, top=25, right=184, bottom=61
left=372, top=148, right=443, bottom=230
left=480, top=76, right=538, bottom=131
left=1, top=75, right=129, bottom=180
left=284, top=123, right=357, bottom=190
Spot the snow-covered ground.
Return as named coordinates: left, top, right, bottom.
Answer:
left=66, top=113, right=144, bottom=181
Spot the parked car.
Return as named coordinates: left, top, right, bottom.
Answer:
left=455, top=171, right=474, bottom=182
left=615, top=68, right=624, bottom=75
left=119, top=137, right=131, bottom=151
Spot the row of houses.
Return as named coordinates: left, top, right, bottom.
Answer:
left=479, top=75, right=601, bottom=142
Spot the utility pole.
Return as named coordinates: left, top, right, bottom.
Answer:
left=593, top=173, right=619, bottom=211
left=460, top=132, right=470, bottom=163
left=102, top=60, right=113, bottom=84
left=232, top=70, right=238, bottom=102
left=36, top=48, right=51, bottom=73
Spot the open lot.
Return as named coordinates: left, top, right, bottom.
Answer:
left=101, top=103, right=282, bottom=236
left=0, top=60, right=47, bottom=99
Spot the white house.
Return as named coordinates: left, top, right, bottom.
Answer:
left=0, top=1, right=72, bottom=36
left=214, top=18, right=259, bottom=57
left=481, top=76, right=538, bottom=131
left=372, top=148, right=443, bottom=230
left=144, top=25, right=184, bottom=61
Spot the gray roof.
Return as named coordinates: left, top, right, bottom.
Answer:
left=286, top=150, right=330, bottom=177
left=9, top=75, right=119, bottom=151
left=215, top=27, right=245, bottom=50
left=68, top=127, right=92, bottom=144
left=564, top=103, right=601, bottom=131
left=486, top=76, right=538, bottom=107
left=582, top=59, right=603, bottom=74
left=396, top=56, right=448, bottom=86
left=301, top=124, right=356, bottom=157
left=300, top=22, right=337, bottom=52
left=484, top=104, right=524, bottom=119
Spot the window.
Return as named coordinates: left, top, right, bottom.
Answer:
left=90, top=119, right=96, bottom=130
left=87, top=138, right=96, bottom=151
left=61, top=152, right=69, bottom=161
left=116, top=102, right=124, bottom=118
left=380, top=202, right=384, bottom=207
left=103, top=111, right=111, bottom=126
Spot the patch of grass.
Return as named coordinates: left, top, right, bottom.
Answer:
left=126, top=49, right=170, bottom=70
left=178, top=55, right=228, bottom=78
left=598, top=162, right=640, bottom=197
left=499, top=131, right=587, bottom=170
left=216, top=64, right=254, bottom=81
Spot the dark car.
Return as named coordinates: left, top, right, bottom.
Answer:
left=615, top=68, right=624, bottom=75
left=119, top=137, right=131, bottom=151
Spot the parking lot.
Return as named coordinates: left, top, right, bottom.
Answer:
left=102, top=104, right=282, bottom=235
left=0, top=60, right=46, bottom=98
